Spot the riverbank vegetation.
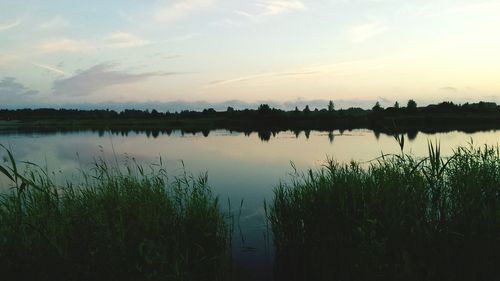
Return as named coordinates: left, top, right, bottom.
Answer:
left=2, top=139, right=500, bottom=280
left=0, top=146, right=230, bottom=281
left=270, top=141, right=500, bottom=280
left=2, top=101, right=500, bottom=134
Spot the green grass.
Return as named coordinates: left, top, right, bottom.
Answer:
left=270, top=141, right=500, bottom=281
left=0, top=146, right=230, bottom=281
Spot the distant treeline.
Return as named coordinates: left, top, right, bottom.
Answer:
left=2, top=100, right=500, bottom=132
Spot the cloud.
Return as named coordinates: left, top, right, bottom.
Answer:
left=0, top=77, right=39, bottom=97
left=154, top=0, right=216, bottom=22
left=0, top=19, right=21, bottom=31
left=0, top=53, right=68, bottom=76
left=206, top=70, right=318, bottom=88
left=258, top=0, right=305, bottom=16
left=30, top=62, right=69, bottom=76
left=104, top=32, right=149, bottom=48
left=38, top=39, right=88, bottom=52
left=445, top=1, right=500, bottom=15
left=236, top=0, right=305, bottom=22
left=53, top=63, right=179, bottom=96
left=440, top=87, right=458, bottom=92
left=348, top=21, right=387, bottom=43
left=38, top=16, right=70, bottom=30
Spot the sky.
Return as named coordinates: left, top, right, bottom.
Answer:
left=1, top=0, right=500, bottom=110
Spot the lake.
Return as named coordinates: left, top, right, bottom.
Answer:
left=2, top=128, right=500, bottom=280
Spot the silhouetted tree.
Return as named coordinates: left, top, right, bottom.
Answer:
left=202, top=108, right=216, bottom=114
left=303, top=105, right=311, bottom=114
left=258, top=104, right=271, bottom=113
left=328, top=101, right=335, bottom=112
left=394, top=101, right=400, bottom=109
left=407, top=99, right=417, bottom=110
left=372, top=102, right=383, bottom=112
left=150, top=109, right=161, bottom=118
left=226, top=106, right=234, bottom=112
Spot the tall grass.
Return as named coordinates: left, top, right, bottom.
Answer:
left=270, top=142, right=500, bottom=281
left=0, top=146, right=230, bottom=281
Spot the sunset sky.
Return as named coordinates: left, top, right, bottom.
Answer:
left=1, top=0, right=500, bottom=109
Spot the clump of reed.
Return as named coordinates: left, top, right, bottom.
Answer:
left=0, top=145, right=230, bottom=281
left=270, top=139, right=500, bottom=281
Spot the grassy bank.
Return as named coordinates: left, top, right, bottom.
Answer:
left=0, top=147, right=230, bottom=281
left=270, top=141, right=500, bottom=281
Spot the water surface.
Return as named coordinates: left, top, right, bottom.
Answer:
left=2, top=129, right=500, bottom=279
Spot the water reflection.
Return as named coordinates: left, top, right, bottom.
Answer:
left=2, top=128, right=500, bottom=280
left=3, top=126, right=500, bottom=143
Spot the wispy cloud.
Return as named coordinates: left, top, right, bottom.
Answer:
left=154, top=0, right=216, bottom=22
left=0, top=53, right=68, bottom=76
left=37, top=33, right=148, bottom=53
left=53, top=63, right=180, bottom=96
left=38, top=16, right=70, bottom=30
left=0, top=19, right=21, bottom=32
left=440, top=86, right=458, bottom=92
left=348, top=21, right=387, bottom=43
left=104, top=32, right=149, bottom=48
left=206, top=70, right=317, bottom=88
left=38, top=39, right=88, bottom=52
left=30, top=62, right=69, bottom=76
left=236, top=0, right=305, bottom=22
left=258, top=0, right=305, bottom=16
left=206, top=56, right=397, bottom=88
left=445, top=1, right=500, bottom=15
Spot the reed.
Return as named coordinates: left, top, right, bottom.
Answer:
left=0, top=145, right=230, bottom=281
left=270, top=141, right=500, bottom=281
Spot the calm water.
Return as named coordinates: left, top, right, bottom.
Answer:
left=2, top=129, right=500, bottom=279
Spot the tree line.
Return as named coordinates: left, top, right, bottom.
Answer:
left=1, top=100, right=500, bottom=121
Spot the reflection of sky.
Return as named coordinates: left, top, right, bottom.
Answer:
left=2, top=129, right=500, bottom=279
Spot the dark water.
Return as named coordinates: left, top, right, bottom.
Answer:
left=2, top=129, right=500, bottom=279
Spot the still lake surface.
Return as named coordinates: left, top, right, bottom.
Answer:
left=2, top=128, right=500, bottom=279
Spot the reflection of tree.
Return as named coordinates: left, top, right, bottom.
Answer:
left=407, top=130, right=418, bottom=141
left=258, top=131, right=272, bottom=142
left=373, top=130, right=380, bottom=140
left=304, top=130, right=311, bottom=139
left=328, top=131, right=334, bottom=143
left=202, top=130, right=210, bottom=137
left=152, top=130, right=159, bottom=138
left=293, top=130, right=301, bottom=138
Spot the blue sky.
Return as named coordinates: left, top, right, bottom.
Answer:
left=1, top=0, right=500, bottom=109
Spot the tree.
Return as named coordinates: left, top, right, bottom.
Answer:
left=407, top=99, right=417, bottom=110
left=328, top=100, right=335, bottom=112
left=150, top=109, right=161, bottom=118
left=303, top=105, right=311, bottom=113
left=202, top=108, right=216, bottom=114
left=258, top=104, right=271, bottom=113
left=394, top=101, right=400, bottom=109
left=372, top=101, right=383, bottom=112
left=226, top=106, right=235, bottom=113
